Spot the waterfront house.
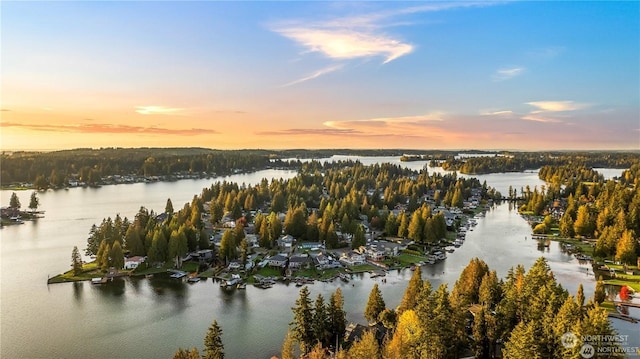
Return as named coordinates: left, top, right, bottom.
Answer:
left=124, top=256, right=145, bottom=270
left=340, top=251, right=366, bottom=266
left=288, top=254, right=313, bottom=270
left=277, top=234, right=295, bottom=251
left=268, top=254, right=288, bottom=268
left=228, top=261, right=242, bottom=271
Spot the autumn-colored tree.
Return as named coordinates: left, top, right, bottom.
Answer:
left=397, top=268, right=422, bottom=315
left=594, top=276, right=606, bottom=304
left=573, top=205, right=594, bottom=238
left=615, top=229, right=637, bottom=264
left=364, top=284, right=386, bottom=323
left=348, top=330, right=380, bottom=359
left=172, top=347, right=200, bottom=359
left=203, top=320, right=224, bottom=359
left=281, top=331, right=296, bottom=359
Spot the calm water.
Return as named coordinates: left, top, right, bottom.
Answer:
left=0, top=160, right=633, bottom=358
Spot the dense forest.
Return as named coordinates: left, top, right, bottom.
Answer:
left=82, top=161, right=499, bottom=271
left=437, top=152, right=639, bottom=175
left=174, top=258, right=620, bottom=359
left=4, top=148, right=639, bottom=188
left=518, top=163, right=640, bottom=263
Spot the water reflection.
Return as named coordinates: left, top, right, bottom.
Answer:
left=72, top=281, right=83, bottom=303
left=95, top=278, right=126, bottom=297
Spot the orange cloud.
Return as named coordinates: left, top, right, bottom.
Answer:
left=0, top=122, right=218, bottom=135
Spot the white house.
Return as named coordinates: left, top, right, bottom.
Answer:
left=124, top=256, right=145, bottom=270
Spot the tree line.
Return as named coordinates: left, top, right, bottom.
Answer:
left=437, top=152, right=639, bottom=175
left=518, top=163, right=640, bottom=264
left=1, top=148, right=291, bottom=188
left=79, top=160, right=501, bottom=272
left=285, top=258, right=619, bottom=358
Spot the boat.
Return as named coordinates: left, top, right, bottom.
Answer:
left=339, top=273, right=350, bottom=282
left=187, top=277, right=201, bottom=283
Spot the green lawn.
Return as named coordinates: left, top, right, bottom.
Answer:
left=48, top=261, right=105, bottom=283
left=605, top=279, right=640, bottom=292
left=348, top=263, right=378, bottom=273
left=254, top=266, right=282, bottom=277
left=396, top=253, right=429, bottom=266
left=600, top=301, right=617, bottom=313
left=558, top=238, right=594, bottom=254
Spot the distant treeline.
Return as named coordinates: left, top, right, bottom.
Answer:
left=437, top=152, right=640, bottom=174
left=0, top=148, right=289, bottom=188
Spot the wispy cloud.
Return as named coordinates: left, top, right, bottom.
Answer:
left=526, top=101, right=590, bottom=112
left=275, top=28, right=413, bottom=64
left=271, top=2, right=500, bottom=84
left=256, top=128, right=362, bottom=136
left=518, top=100, right=590, bottom=124
left=135, top=106, right=184, bottom=115
left=281, top=64, right=343, bottom=87
left=480, top=110, right=514, bottom=116
left=324, top=113, right=444, bottom=129
left=0, top=122, right=218, bottom=135
left=521, top=115, right=562, bottom=123
left=493, top=66, right=525, bottom=81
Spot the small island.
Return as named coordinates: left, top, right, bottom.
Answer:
left=1, top=191, right=43, bottom=227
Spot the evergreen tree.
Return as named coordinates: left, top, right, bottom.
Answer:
left=219, top=229, right=236, bottom=264
left=502, top=321, right=541, bottom=359
left=397, top=212, right=409, bottom=238
left=290, top=286, right=315, bottom=353
left=472, top=307, right=490, bottom=359
left=210, top=202, right=223, bottom=224
left=615, top=229, right=637, bottom=264
left=172, top=348, right=200, bottom=359
left=397, top=268, right=422, bottom=314
left=364, top=284, right=386, bottom=323
left=348, top=331, right=380, bottom=359
left=165, top=198, right=174, bottom=215
left=478, top=270, right=500, bottom=308
left=351, top=225, right=366, bottom=249
left=110, top=240, right=124, bottom=269
left=71, top=246, right=83, bottom=275
left=594, top=276, right=606, bottom=304
left=573, top=205, right=594, bottom=238
left=328, top=288, right=346, bottom=348
left=203, top=320, right=224, bottom=359
left=9, top=192, right=20, bottom=209
left=28, top=192, right=39, bottom=212
left=325, top=223, right=339, bottom=249
left=239, top=238, right=249, bottom=266
left=407, top=212, right=423, bottom=242
left=124, top=225, right=145, bottom=256
left=385, top=213, right=398, bottom=236
left=281, top=331, right=296, bottom=359
left=313, top=294, right=330, bottom=347
left=559, top=212, right=575, bottom=238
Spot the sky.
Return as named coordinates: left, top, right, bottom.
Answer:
left=1, top=1, right=639, bottom=151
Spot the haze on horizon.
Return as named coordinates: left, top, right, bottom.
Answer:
left=1, top=1, right=639, bottom=151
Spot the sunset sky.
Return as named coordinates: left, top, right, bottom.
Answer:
left=1, top=1, right=639, bottom=151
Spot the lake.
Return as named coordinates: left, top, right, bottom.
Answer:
left=0, top=159, right=634, bottom=358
